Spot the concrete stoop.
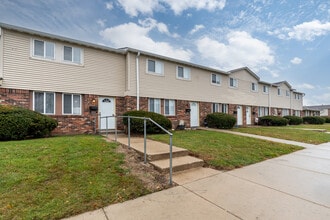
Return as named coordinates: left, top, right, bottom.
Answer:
left=150, top=156, right=204, bottom=172
left=113, top=135, right=204, bottom=174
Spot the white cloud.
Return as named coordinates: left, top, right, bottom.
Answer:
left=306, top=93, right=330, bottom=105
left=290, top=57, right=302, bottom=64
left=295, top=83, right=315, bottom=90
left=270, top=20, right=330, bottom=41
left=189, top=24, right=205, bottom=35
left=99, top=19, right=192, bottom=61
left=163, top=0, right=226, bottom=15
left=116, top=0, right=226, bottom=16
left=106, top=2, right=113, bottom=10
left=116, top=0, right=161, bottom=16
left=96, top=19, right=106, bottom=27
left=196, top=31, right=274, bottom=71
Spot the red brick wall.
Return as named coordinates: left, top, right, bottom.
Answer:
left=0, top=88, right=30, bottom=108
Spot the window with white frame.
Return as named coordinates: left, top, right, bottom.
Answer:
left=211, top=73, right=221, bottom=85
left=64, top=46, right=82, bottom=64
left=164, top=99, right=175, bottom=116
left=258, top=107, right=269, bottom=117
left=149, top=98, right=161, bottom=114
left=177, top=66, right=191, bottom=80
left=251, top=82, right=258, bottom=92
left=147, top=59, right=164, bottom=75
left=277, top=88, right=282, bottom=96
left=229, top=77, right=238, bottom=88
left=282, top=109, right=290, bottom=116
left=33, top=39, right=55, bottom=60
left=294, top=110, right=301, bottom=117
left=286, top=90, right=290, bottom=97
left=212, top=103, right=220, bottom=113
left=263, top=85, right=269, bottom=93
left=63, top=94, right=81, bottom=115
left=221, top=103, right=229, bottom=113
left=295, top=93, right=301, bottom=100
left=34, top=91, right=55, bottom=114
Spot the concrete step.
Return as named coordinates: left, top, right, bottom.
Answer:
left=115, top=136, right=189, bottom=161
left=150, top=156, right=204, bottom=173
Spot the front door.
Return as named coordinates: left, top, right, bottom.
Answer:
left=246, top=106, right=251, bottom=125
left=99, top=97, right=115, bottom=129
left=237, top=105, right=243, bottom=126
left=190, top=102, right=199, bottom=127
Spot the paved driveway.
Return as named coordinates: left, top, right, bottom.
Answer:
left=65, top=142, right=330, bottom=220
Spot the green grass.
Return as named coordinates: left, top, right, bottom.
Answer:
left=233, top=125, right=330, bottom=144
left=149, top=130, right=302, bottom=170
left=293, top=123, right=330, bottom=131
left=0, top=135, right=149, bottom=220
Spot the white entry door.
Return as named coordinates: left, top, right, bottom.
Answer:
left=246, top=106, right=251, bottom=125
left=237, top=105, right=243, bottom=126
left=99, top=97, right=115, bottom=129
left=190, top=102, right=199, bottom=127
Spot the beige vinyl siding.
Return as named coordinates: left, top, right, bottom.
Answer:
left=0, top=28, right=3, bottom=79
left=3, top=29, right=125, bottom=96
left=271, top=84, right=291, bottom=109
left=130, top=54, right=259, bottom=105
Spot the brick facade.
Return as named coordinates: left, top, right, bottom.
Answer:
left=0, top=88, right=30, bottom=108
left=0, top=88, right=304, bottom=135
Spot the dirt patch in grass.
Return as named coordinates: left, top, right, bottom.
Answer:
left=116, top=144, right=173, bottom=192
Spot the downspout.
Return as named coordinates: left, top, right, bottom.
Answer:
left=136, top=51, right=140, bottom=110
left=0, top=27, right=4, bottom=85
left=290, top=90, right=292, bottom=115
left=268, top=85, right=272, bottom=115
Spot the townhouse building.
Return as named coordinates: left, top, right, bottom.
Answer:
left=0, top=23, right=304, bottom=134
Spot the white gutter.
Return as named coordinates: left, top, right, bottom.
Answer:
left=268, top=85, right=272, bottom=115
left=0, top=27, right=4, bottom=86
left=136, top=52, right=140, bottom=110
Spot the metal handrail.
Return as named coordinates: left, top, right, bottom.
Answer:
left=100, top=115, right=173, bottom=185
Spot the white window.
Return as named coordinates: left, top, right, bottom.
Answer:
left=294, top=110, right=301, bottom=117
left=64, top=46, right=81, bottom=64
left=221, top=104, right=229, bottom=113
left=212, top=103, right=220, bottom=113
left=147, top=59, right=163, bottom=75
left=229, top=77, right=238, bottom=88
left=149, top=98, right=161, bottom=114
left=251, top=82, right=258, bottom=92
left=164, top=99, right=175, bottom=116
left=33, top=39, right=55, bottom=59
left=63, top=94, right=81, bottom=115
left=211, top=73, right=221, bottom=85
left=278, top=88, right=282, bottom=96
left=286, top=90, right=290, bottom=97
left=282, top=109, right=289, bottom=116
left=295, top=94, right=301, bottom=100
left=263, top=85, right=269, bottom=94
left=258, top=107, right=269, bottom=117
left=34, top=91, right=55, bottom=114
left=177, top=66, right=191, bottom=80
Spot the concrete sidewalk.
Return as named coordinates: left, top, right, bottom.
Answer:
left=64, top=132, right=330, bottom=220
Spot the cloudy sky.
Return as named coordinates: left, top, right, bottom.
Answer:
left=1, top=0, right=330, bottom=105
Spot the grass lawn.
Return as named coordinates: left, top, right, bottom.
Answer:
left=233, top=125, right=330, bottom=144
left=149, top=130, right=302, bottom=170
left=0, top=135, right=149, bottom=220
left=293, top=123, right=330, bottom=131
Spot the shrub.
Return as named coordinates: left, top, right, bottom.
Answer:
left=123, top=110, right=172, bottom=134
left=0, top=105, right=58, bottom=141
left=322, top=116, right=330, bottom=123
left=283, top=115, right=303, bottom=125
left=206, top=113, right=236, bottom=129
left=258, top=116, right=288, bottom=126
left=303, top=116, right=325, bottom=124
